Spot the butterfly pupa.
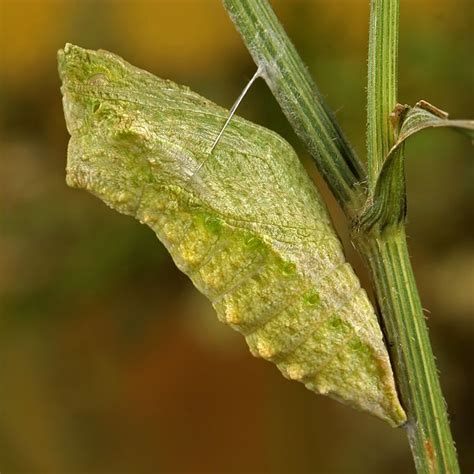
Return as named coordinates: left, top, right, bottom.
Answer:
left=58, top=44, right=406, bottom=427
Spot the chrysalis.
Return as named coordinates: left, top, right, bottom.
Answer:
left=58, top=44, right=406, bottom=426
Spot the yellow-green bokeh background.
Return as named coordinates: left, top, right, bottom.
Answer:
left=1, top=0, right=473, bottom=472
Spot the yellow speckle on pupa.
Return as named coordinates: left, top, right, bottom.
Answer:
left=162, top=222, right=181, bottom=243
left=225, top=306, right=240, bottom=324
left=116, top=191, right=129, bottom=203
left=141, top=213, right=153, bottom=224
left=256, top=339, right=275, bottom=359
left=180, top=248, right=201, bottom=266
left=286, top=365, right=305, bottom=381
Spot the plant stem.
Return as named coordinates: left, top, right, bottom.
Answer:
left=223, top=0, right=461, bottom=472
left=366, top=2, right=458, bottom=470
left=356, top=229, right=459, bottom=473
left=363, top=0, right=406, bottom=231
left=366, top=0, right=399, bottom=191
left=222, top=0, right=365, bottom=211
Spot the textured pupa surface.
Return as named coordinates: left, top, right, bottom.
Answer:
left=58, top=44, right=406, bottom=426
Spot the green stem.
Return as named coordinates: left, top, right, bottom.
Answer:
left=357, top=229, right=459, bottom=473
left=363, top=0, right=406, bottom=231
left=365, top=1, right=459, bottom=470
left=367, top=0, right=399, bottom=191
left=223, top=0, right=460, bottom=472
left=222, top=0, right=365, bottom=211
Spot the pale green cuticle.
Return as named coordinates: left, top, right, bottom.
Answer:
left=59, top=44, right=406, bottom=427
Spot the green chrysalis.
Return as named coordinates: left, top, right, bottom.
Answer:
left=58, top=44, right=406, bottom=426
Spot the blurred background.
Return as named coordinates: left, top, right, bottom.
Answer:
left=0, top=0, right=472, bottom=472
